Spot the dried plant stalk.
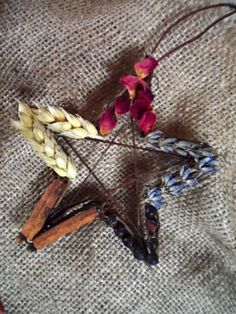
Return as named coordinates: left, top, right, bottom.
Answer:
left=32, top=207, right=98, bottom=250
left=33, top=104, right=100, bottom=139
left=18, top=178, right=69, bottom=242
left=12, top=102, right=77, bottom=179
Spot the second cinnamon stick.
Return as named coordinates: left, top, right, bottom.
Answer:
left=32, top=207, right=98, bottom=250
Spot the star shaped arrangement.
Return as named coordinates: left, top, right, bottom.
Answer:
left=13, top=3, right=235, bottom=266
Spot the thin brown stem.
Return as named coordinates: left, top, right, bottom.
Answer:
left=151, top=3, right=235, bottom=54
left=62, top=137, right=143, bottom=238
left=158, top=9, right=236, bottom=62
left=72, top=129, right=122, bottom=199
left=48, top=130, right=123, bottom=223
left=63, top=137, right=109, bottom=194
left=130, top=117, right=141, bottom=229
left=85, top=137, right=158, bottom=154
left=85, top=136, right=192, bottom=160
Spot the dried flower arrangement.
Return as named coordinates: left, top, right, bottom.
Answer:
left=13, top=3, right=235, bottom=266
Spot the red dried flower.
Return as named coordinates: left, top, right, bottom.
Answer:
left=138, top=111, right=157, bottom=134
left=99, top=107, right=117, bottom=135
left=99, top=55, right=158, bottom=135
left=115, top=95, right=131, bottom=117
left=130, top=98, right=152, bottom=120
left=134, top=56, right=158, bottom=80
left=135, top=84, right=154, bottom=103
left=120, top=75, right=147, bottom=99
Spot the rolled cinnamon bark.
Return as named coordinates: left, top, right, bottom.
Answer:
left=32, top=207, right=98, bottom=250
left=18, top=178, right=69, bottom=242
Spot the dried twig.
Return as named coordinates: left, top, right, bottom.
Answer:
left=48, top=127, right=123, bottom=222
left=62, top=136, right=143, bottom=238
left=130, top=117, right=140, bottom=229
left=151, top=3, right=236, bottom=61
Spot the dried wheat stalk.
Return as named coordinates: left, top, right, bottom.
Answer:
left=33, top=104, right=100, bottom=139
left=12, top=102, right=77, bottom=179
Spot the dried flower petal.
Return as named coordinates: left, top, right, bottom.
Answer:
left=99, top=107, right=117, bottom=135
left=115, top=95, right=130, bottom=116
left=134, top=56, right=158, bottom=79
left=130, top=98, right=152, bottom=120
left=138, top=111, right=157, bottom=134
left=120, top=75, right=147, bottom=99
left=119, top=75, right=139, bottom=99
left=135, top=84, right=154, bottom=103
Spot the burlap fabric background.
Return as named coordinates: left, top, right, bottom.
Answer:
left=1, top=0, right=236, bottom=313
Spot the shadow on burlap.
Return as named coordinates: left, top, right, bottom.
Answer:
left=0, top=0, right=236, bottom=313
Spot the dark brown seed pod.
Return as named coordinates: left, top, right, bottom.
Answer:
left=99, top=209, right=160, bottom=264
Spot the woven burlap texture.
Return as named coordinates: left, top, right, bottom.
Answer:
left=1, top=0, right=236, bottom=313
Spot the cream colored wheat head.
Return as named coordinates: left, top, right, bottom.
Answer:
left=12, top=102, right=77, bottom=180
left=33, top=104, right=100, bottom=139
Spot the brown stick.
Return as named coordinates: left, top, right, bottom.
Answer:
left=18, top=178, right=69, bottom=242
left=63, top=138, right=143, bottom=238
left=130, top=117, right=140, bottom=229
left=32, top=207, right=98, bottom=250
left=151, top=3, right=235, bottom=55
left=158, top=9, right=236, bottom=62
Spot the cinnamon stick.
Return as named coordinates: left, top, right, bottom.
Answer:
left=32, top=207, right=98, bottom=250
left=18, top=178, right=69, bottom=242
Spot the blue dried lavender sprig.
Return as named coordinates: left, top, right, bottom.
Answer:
left=144, top=152, right=217, bottom=206
left=146, top=187, right=166, bottom=209
left=144, top=131, right=217, bottom=263
left=144, top=157, right=217, bottom=259
left=146, top=130, right=215, bottom=159
left=197, top=156, right=217, bottom=175
left=162, top=165, right=199, bottom=197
